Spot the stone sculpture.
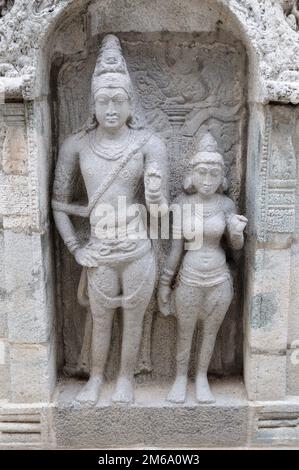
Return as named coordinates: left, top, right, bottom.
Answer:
left=55, top=34, right=246, bottom=380
left=280, top=0, right=299, bottom=30
left=32, top=1, right=58, bottom=16
left=52, top=34, right=168, bottom=404
left=0, top=0, right=13, bottom=17
left=158, top=133, right=247, bottom=404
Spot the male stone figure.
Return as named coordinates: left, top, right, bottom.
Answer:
left=52, top=35, right=168, bottom=404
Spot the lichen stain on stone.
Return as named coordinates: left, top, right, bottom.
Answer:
left=25, top=268, right=42, bottom=299
left=0, top=286, right=11, bottom=301
left=250, top=293, right=277, bottom=329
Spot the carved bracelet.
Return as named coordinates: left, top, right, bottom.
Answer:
left=160, top=268, right=175, bottom=286
left=65, top=238, right=81, bottom=254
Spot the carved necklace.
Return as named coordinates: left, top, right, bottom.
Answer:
left=89, top=129, right=136, bottom=161
left=202, top=194, right=222, bottom=219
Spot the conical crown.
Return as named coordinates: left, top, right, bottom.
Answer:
left=92, top=34, right=133, bottom=98
left=198, top=132, right=219, bottom=153
left=94, top=34, right=127, bottom=76
left=191, top=132, right=224, bottom=167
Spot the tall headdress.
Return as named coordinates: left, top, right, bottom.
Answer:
left=191, top=132, right=224, bottom=168
left=92, top=34, right=134, bottom=100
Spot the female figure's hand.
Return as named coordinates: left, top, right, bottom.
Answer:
left=158, top=284, right=172, bottom=317
left=227, top=214, right=248, bottom=236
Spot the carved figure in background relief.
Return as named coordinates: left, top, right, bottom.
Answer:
left=52, top=35, right=168, bottom=404
left=280, top=0, right=299, bottom=30
left=158, top=133, right=247, bottom=404
left=0, top=0, right=13, bottom=17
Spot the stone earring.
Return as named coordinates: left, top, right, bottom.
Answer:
left=217, top=174, right=228, bottom=193
left=183, top=174, right=195, bottom=194
left=221, top=176, right=229, bottom=193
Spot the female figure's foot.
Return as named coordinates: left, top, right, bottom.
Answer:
left=195, top=373, right=215, bottom=404
left=112, top=376, right=134, bottom=404
left=76, top=375, right=103, bottom=404
left=167, top=375, right=188, bottom=404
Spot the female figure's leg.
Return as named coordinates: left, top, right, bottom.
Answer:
left=196, top=279, right=233, bottom=403
left=167, top=284, right=202, bottom=403
left=112, top=250, right=156, bottom=404
left=76, top=264, right=120, bottom=404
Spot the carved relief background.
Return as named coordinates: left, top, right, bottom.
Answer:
left=51, top=31, right=247, bottom=381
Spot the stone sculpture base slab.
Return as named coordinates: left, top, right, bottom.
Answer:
left=1, top=378, right=299, bottom=449
left=53, top=377, right=248, bottom=449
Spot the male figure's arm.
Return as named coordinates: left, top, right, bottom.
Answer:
left=143, top=134, right=168, bottom=216
left=52, top=134, right=81, bottom=254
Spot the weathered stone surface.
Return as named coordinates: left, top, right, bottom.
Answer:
left=288, top=235, right=299, bottom=394
left=4, top=231, right=51, bottom=343
left=287, top=348, right=299, bottom=396
left=0, top=226, right=7, bottom=338
left=0, top=404, right=53, bottom=449
left=0, top=1, right=298, bottom=103
left=0, top=389, right=298, bottom=449
left=9, top=341, right=56, bottom=403
left=246, top=248, right=290, bottom=353
left=251, top=402, right=299, bottom=447
left=244, top=343, right=286, bottom=401
left=0, top=103, right=28, bottom=175
left=254, top=106, right=298, bottom=244
left=53, top=378, right=249, bottom=448
left=0, top=340, right=9, bottom=400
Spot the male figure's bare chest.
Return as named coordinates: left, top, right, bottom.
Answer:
left=79, top=146, right=144, bottom=202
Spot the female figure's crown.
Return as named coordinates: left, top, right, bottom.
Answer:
left=198, top=132, right=219, bottom=153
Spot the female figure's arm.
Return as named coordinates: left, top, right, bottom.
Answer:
left=158, top=239, right=185, bottom=317
left=158, top=196, right=185, bottom=316
left=223, top=197, right=247, bottom=250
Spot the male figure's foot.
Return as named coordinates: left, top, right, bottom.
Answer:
left=167, top=375, right=188, bottom=404
left=76, top=376, right=103, bottom=404
left=195, top=373, right=215, bottom=404
left=112, top=376, right=134, bottom=404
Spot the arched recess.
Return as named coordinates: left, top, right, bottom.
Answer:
left=33, top=0, right=260, bottom=397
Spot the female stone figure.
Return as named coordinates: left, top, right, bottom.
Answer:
left=52, top=35, right=167, bottom=404
left=158, top=133, right=247, bottom=404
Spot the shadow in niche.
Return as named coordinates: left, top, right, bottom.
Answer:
left=49, top=30, right=248, bottom=387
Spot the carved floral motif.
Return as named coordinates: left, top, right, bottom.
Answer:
left=0, top=1, right=13, bottom=17
left=32, top=0, right=59, bottom=16
left=280, top=0, right=299, bottom=31
left=0, top=1, right=298, bottom=104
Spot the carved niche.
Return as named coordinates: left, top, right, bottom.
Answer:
left=51, top=32, right=247, bottom=381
